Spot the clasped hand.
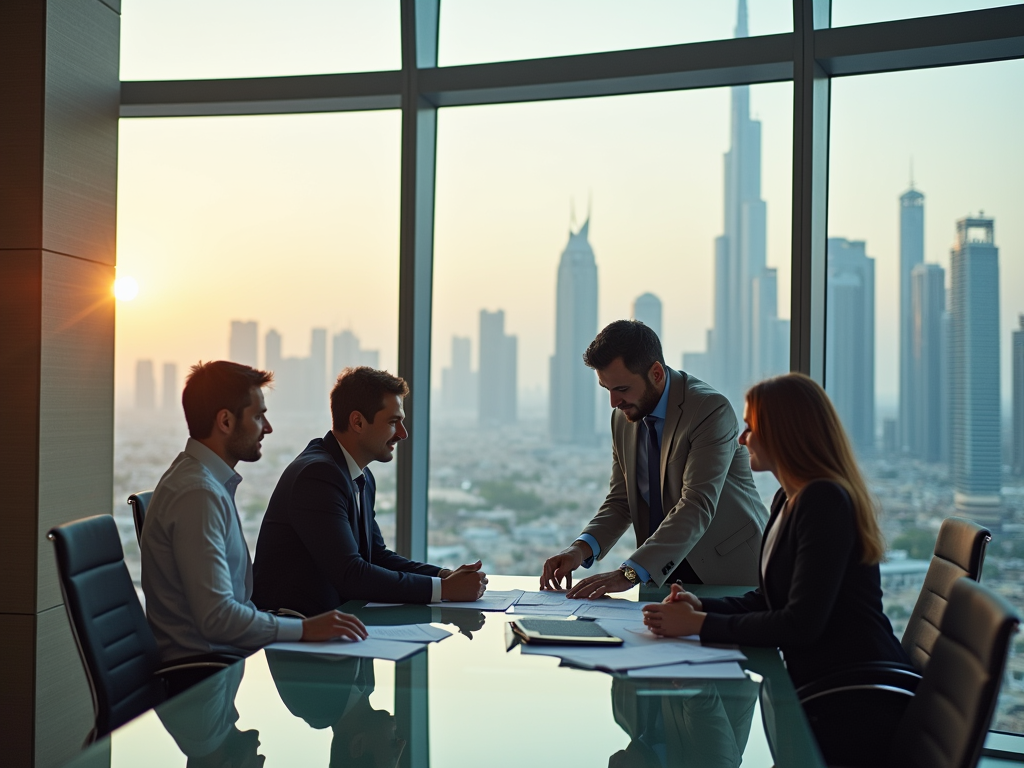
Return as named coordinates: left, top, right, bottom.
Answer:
left=440, top=560, right=488, bottom=602
left=642, top=583, right=705, bottom=637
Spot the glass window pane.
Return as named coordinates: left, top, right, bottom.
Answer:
left=120, top=0, right=400, bottom=80
left=828, top=60, right=1024, bottom=730
left=438, top=0, right=792, bottom=67
left=832, top=0, right=1018, bottom=27
left=114, top=111, right=400, bottom=583
left=430, top=81, right=792, bottom=577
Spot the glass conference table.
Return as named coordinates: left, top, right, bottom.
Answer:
left=60, top=577, right=824, bottom=768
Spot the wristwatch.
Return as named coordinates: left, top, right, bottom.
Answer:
left=619, top=565, right=640, bottom=586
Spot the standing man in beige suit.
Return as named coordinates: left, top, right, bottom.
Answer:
left=541, top=320, right=768, bottom=595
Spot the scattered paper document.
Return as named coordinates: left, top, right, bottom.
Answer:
left=509, top=604, right=582, bottom=616
left=267, top=637, right=425, bottom=662
left=626, top=662, right=747, bottom=680
left=516, top=591, right=573, bottom=606
left=366, top=624, right=452, bottom=643
left=572, top=601, right=655, bottom=621
left=364, top=590, right=523, bottom=612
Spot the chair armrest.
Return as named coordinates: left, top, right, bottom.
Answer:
left=797, top=662, right=921, bottom=703
left=270, top=608, right=307, bottom=620
left=801, top=679, right=916, bottom=766
left=157, top=653, right=244, bottom=697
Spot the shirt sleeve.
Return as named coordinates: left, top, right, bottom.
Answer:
left=170, top=488, right=283, bottom=651
left=577, top=534, right=602, bottom=568
left=274, top=617, right=304, bottom=641
left=431, top=577, right=442, bottom=603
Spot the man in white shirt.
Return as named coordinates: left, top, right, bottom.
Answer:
left=142, top=361, right=367, bottom=664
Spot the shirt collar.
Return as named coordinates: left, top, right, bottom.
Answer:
left=649, top=369, right=672, bottom=421
left=183, top=437, right=242, bottom=488
left=330, top=434, right=363, bottom=482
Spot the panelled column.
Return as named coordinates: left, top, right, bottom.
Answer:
left=0, top=1, right=120, bottom=766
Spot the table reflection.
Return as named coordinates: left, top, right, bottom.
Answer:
left=156, top=664, right=264, bottom=768
left=608, top=677, right=759, bottom=768
left=266, top=651, right=406, bottom=768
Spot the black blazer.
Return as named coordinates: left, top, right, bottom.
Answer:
left=252, top=432, right=440, bottom=616
left=699, top=480, right=909, bottom=688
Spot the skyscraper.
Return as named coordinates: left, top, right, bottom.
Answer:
left=479, top=310, right=517, bottom=426
left=229, top=320, right=258, bottom=367
left=826, top=238, right=875, bottom=454
left=950, top=216, right=1001, bottom=525
left=909, top=263, right=947, bottom=463
left=899, top=187, right=925, bottom=453
left=265, top=329, right=282, bottom=372
left=550, top=218, right=598, bottom=444
left=684, top=0, right=786, bottom=406
left=162, top=362, right=178, bottom=412
left=632, top=293, right=662, bottom=340
left=332, top=329, right=381, bottom=377
left=310, top=328, right=327, bottom=405
left=1013, top=315, right=1024, bottom=477
left=135, top=360, right=155, bottom=410
left=441, top=336, right=477, bottom=414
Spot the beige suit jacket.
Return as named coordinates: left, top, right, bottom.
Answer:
left=581, top=368, right=768, bottom=586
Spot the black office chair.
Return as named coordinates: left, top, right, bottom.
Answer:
left=797, top=517, right=992, bottom=764
left=49, top=515, right=235, bottom=742
left=901, top=516, right=991, bottom=671
left=128, top=490, right=153, bottom=546
left=888, top=577, right=1018, bottom=768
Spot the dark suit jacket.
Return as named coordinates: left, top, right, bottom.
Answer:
left=252, top=432, right=440, bottom=616
left=699, top=480, right=909, bottom=688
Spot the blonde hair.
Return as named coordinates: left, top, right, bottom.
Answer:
left=746, top=373, right=885, bottom=565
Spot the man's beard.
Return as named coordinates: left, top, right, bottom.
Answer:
left=622, top=378, right=661, bottom=422
left=227, top=428, right=262, bottom=463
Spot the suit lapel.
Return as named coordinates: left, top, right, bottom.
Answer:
left=323, top=432, right=370, bottom=558
left=659, top=368, right=687, bottom=505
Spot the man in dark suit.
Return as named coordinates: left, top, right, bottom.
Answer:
left=253, top=367, right=486, bottom=615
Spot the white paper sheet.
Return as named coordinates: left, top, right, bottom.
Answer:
left=365, top=624, right=452, bottom=643
left=626, top=662, right=747, bottom=680
left=267, top=637, right=426, bottom=661
left=520, top=633, right=745, bottom=670
left=571, top=601, right=655, bottom=620
left=509, top=604, right=582, bottom=616
left=515, top=591, right=573, bottom=606
left=365, top=589, right=523, bottom=612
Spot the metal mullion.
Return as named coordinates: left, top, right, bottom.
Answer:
left=816, top=5, right=1024, bottom=78
left=790, top=0, right=831, bottom=383
left=396, top=0, right=438, bottom=566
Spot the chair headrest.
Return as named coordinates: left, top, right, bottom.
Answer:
left=934, top=517, right=990, bottom=564
left=49, top=515, right=124, bottom=577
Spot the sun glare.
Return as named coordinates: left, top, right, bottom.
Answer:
left=113, top=276, right=139, bottom=302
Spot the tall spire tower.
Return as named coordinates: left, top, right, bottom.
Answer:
left=898, top=179, right=925, bottom=452
left=698, top=0, right=786, bottom=406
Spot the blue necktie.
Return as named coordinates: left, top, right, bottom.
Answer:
left=355, top=473, right=371, bottom=564
left=645, top=415, right=664, bottom=536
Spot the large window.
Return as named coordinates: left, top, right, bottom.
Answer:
left=114, top=111, right=400, bottom=582
left=827, top=59, right=1024, bottom=730
left=438, top=0, right=791, bottom=66
left=120, top=0, right=401, bottom=80
left=428, top=81, right=792, bottom=575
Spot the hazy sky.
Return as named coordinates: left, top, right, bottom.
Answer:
left=115, top=1, right=1023, bottom=414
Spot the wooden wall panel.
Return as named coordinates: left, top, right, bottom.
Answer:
left=0, top=252, right=43, bottom=615
left=41, top=0, right=120, bottom=264
left=37, top=253, right=115, bottom=611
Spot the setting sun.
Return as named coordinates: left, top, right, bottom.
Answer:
left=113, top=276, right=139, bottom=302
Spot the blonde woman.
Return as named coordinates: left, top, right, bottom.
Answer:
left=642, top=373, right=909, bottom=689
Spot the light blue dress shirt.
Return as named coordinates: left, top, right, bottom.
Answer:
left=142, top=438, right=303, bottom=661
left=578, top=378, right=671, bottom=585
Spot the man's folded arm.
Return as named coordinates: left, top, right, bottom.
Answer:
left=172, top=489, right=300, bottom=649
left=629, top=398, right=739, bottom=586
left=290, top=465, right=435, bottom=604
